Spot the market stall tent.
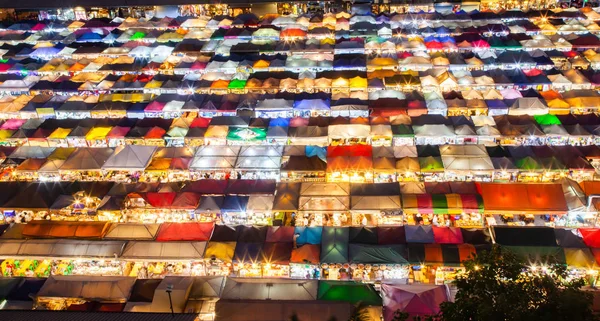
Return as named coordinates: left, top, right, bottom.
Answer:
left=220, top=278, right=318, bottom=300
left=480, top=183, right=568, bottom=214
left=0, top=239, right=126, bottom=259
left=103, top=224, right=159, bottom=240
left=204, top=242, right=236, bottom=262
left=120, top=241, right=206, bottom=260
left=102, top=145, right=156, bottom=171
left=37, top=275, right=136, bottom=302
left=320, top=227, right=349, bottom=263
left=214, top=299, right=353, bottom=321
left=317, top=281, right=382, bottom=306
left=155, top=223, right=214, bottom=242
left=381, top=284, right=449, bottom=321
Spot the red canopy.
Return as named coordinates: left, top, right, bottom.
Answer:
left=170, top=192, right=201, bottom=209
left=432, top=227, right=463, bottom=244
left=183, top=179, right=228, bottom=194
left=156, top=222, right=214, bottom=241
left=144, top=126, right=167, bottom=139
left=190, top=117, right=211, bottom=128
left=580, top=228, right=600, bottom=248
left=327, top=145, right=372, bottom=158
left=266, top=226, right=295, bottom=242
left=144, top=192, right=177, bottom=208
left=262, top=242, right=293, bottom=264
left=170, top=158, right=191, bottom=170
left=377, top=226, right=405, bottom=244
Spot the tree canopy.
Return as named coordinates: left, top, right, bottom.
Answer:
left=396, top=245, right=597, bottom=321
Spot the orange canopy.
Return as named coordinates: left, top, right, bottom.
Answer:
left=479, top=183, right=568, bottom=214
left=22, top=221, right=110, bottom=239
left=291, top=244, right=320, bottom=264
left=280, top=28, right=307, bottom=38
left=327, top=156, right=373, bottom=172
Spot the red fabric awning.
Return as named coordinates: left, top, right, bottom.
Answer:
left=432, top=227, right=464, bottom=244
left=190, top=117, right=211, bottom=128
left=266, top=226, right=295, bottom=242
left=327, top=145, right=373, bottom=158
left=183, top=179, right=228, bottom=194
left=144, top=192, right=177, bottom=208
left=580, top=228, right=600, bottom=248
left=171, top=192, right=201, bottom=209
left=156, top=222, right=214, bottom=241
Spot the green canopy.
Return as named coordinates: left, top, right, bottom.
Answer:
left=391, top=124, right=414, bottom=137
left=505, top=246, right=567, bottom=265
left=0, top=278, right=21, bottom=299
left=226, top=127, right=267, bottom=142
left=418, top=156, right=444, bottom=172
left=348, top=244, right=408, bottom=264
left=318, top=281, right=382, bottom=306
left=130, top=31, right=146, bottom=40
left=515, top=156, right=541, bottom=171
left=534, top=114, right=561, bottom=126
left=540, top=157, right=566, bottom=171
left=228, top=79, right=247, bottom=89
left=320, top=227, right=349, bottom=264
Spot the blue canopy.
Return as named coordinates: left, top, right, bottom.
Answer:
left=269, top=117, right=290, bottom=127
left=233, top=242, right=263, bottom=263
left=221, top=196, right=249, bottom=212
left=305, top=145, right=327, bottom=161
left=295, top=226, right=323, bottom=245
left=404, top=225, right=435, bottom=244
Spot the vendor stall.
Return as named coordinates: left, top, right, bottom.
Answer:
left=298, top=183, right=350, bottom=227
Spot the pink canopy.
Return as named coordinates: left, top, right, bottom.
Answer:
left=289, top=116, right=310, bottom=127
left=500, top=88, right=523, bottom=99
left=382, top=284, right=449, bottom=321
left=432, top=227, right=463, bottom=244
left=0, top=119, right=26, bottom=130
left=144, top=101, right=166, bottom=112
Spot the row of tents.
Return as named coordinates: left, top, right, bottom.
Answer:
left=1, top=224, right=600, bottom=267
left=0, top=275, right=452, bottom=321
left=0, top=179, right=589, bottom=216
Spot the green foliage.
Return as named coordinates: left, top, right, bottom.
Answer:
left=348, top=301, right=371, bottom=321
left=439, top=245, right=596, bottom=321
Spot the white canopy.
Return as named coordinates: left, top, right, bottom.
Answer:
left=350, top=196, right=401, bottom=210
left=102, top=145, right=156, bottom=171
left=220, top=278, right=318, bottom=300
left=328, top=124, right=371, bottom=139
left=0, top=239, right=125, bottom=259
left=121, top=241, right=206, bottom=260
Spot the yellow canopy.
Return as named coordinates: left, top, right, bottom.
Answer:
left=48, top=148, right=75, bottom=160
left=332, top=78, right=349, bottom=88
left=48, top=128, right=72, bottom=139
left=547, top=98, right=571, bottom=109
left=204, top=242, right=236, bottom=262
left=349, top=76, right=368, bottom=88
left=204, top=125, right=229, bottom=138
left=0, top=129, right=14, bottom=139
left=565, top=248, right=597, bottom=269
left=144, top=80, right=163, bottom=89
left=86, top=127, right=113, bottom=140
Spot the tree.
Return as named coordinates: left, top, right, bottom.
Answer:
left=347, top=302, right=370, bottom=321
left=439, top=245, right=596, bottom=321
